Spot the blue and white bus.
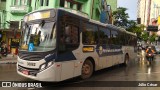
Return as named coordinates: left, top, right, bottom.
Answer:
left=17, top=8, right=137, bottom=81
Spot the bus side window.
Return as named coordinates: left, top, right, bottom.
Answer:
left=64, top=24, right=79, bottom=49
left=99, top=27, right=110, bottom=45
left=65, top=25, right=72, bottom=43
left=58, top=15, right=80, bottom=53
left=59, top=34, right=66, bottom=51
left=59, top=24, right=79, bottom=53
left=82, top=22, right=98, bottom=45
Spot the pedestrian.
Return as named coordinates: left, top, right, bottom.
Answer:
left=1, top=43, right=7, bottom=57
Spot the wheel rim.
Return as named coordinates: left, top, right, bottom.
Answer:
left=81, top=60, right=93, bottom=79
left=82, top=63, right=91, bottom=75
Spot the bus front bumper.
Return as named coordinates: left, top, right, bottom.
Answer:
left=17, top=64, right=60, bottom=82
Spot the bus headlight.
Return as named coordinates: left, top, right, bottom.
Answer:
left=40, top=64, right=46, bottom=71
left=39, top=61, right=54, bottom=71
left=47, top=61, right=53, bottom=67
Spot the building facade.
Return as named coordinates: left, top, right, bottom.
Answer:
left=107, top=0, right=117, bottom=12
left=137, top=0, right=160, bottom=27
left=33, top=0, right=114, bottom=22
left=0, top=0, right=117, bottom=54
left=137, top=0, right=160, bottom=45
left=0, top=0, right=6, bottom=30
left=3, top=0, right=117, bottom=30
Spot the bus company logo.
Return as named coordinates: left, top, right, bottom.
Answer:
left=2, top=82, right=11, bottom=87
left=99, top=46, right=103, bottom=55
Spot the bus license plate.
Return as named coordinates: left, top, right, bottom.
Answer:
left=22, top=70, right=28, bottom=75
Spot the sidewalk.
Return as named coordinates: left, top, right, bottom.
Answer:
left=0, top=54, right=17, bottom=64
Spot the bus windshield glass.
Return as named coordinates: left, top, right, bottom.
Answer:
left=20, top=21, right=56, bottom=52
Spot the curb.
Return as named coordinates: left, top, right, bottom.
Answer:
left=0, top=60, right=17, bottom=64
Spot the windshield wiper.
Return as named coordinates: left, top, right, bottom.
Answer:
left=26, top=26, right=31, bottom=40
left=50, top=23, right=55, bottom=39
left=40, top=20, right=45, bottom=28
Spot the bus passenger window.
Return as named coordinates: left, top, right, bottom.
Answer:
left=82, top=22, right=98, bottom=45
left=99, top=27, right=110, bottom=45
left=71, top=26, right=78, bottom=44
left=59, top=35, right=66, bottom=51
left=59, top=24, right=79, bottom=52
left=65, top=25, right=71, bottom=43
left=64, top=25, right=79, bottom=44
left=58, top=15, right=80, bottom=53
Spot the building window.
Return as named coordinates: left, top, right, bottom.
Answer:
left=14, top=0, right=19, bottom=5
left=45, top=0, right=49, bottom=6
left=77, top=3, right=82, bottom=11
left=12, top=0, right=31, bottom=6
left=1, top=0, right=5, bottom=1
left=40, top=0, right=44, bottom=6
left=70, top=3, right=73, bottom=8
left=21, top=0, right=27, bottom=5
left=60, top=0, right=65, bottom=7
left=10, top=21, right=19, bottom=29
left=28, top=0, right=31, bottom=6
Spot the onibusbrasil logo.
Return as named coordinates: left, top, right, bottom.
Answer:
left=1, top=82, right=42, bottom=88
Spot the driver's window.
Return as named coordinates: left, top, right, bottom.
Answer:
left=59, top=24, right=79, bottom=52
left=64, top=25, right=79, bottom=44
left=65, top=25, right=72, bottom=43
left=59, top=15, right=80, bottom=53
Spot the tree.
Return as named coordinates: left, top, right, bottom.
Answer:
left=149, top=33, right=157, bottom=42
left=127, top=23, right=145, bottom=39
left=112, top=7, right=129, bottom=28
left=141, top=32, right=149, bottom=42
left=112, top=7, right=146, bottom=41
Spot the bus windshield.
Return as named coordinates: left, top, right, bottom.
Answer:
left=20, top=21, right=56, bottom=52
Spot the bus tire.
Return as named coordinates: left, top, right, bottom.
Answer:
left=124, top=54, right=129, bottom=66
left=81, top=60, right=93, bottom=79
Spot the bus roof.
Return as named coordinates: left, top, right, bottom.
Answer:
left=25, top=8, right=137, bottom=37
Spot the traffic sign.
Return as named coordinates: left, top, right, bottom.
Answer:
left=147, top=25, right=158, bottom=32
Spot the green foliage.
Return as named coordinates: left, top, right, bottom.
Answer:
left=127, top=23, right=145, bottom=39
left=112, top=7, right=129, bottom=28
left=112, top=7, right=146, bottom=40
left=149, top=33, right=157, bottom=42
left=141, top=32, right=149, bottom=42
left=141, top=32, right=158, bottom=43
left=112, top=7, right=159, bottom=42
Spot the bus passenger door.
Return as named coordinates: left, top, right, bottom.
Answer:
left=57, top=14, right=80, bottom=80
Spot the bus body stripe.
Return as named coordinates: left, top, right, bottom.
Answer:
left=56, top=51, right=77, bottom=62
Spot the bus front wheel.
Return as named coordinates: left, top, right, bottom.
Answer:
left=81, top=60, right=93, bottom=79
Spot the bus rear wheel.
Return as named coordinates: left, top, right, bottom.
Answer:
left=81, top=60, right=93, bottom=79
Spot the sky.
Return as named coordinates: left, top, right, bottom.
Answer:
left=117, top=0, right=138, bottom=20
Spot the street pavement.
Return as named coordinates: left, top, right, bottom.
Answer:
left=0, top=54, right=17, bottom=64
left=1, top=51, right=160, bottom=90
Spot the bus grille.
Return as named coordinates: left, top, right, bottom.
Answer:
left=18, top=51, right=49, bottom=61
